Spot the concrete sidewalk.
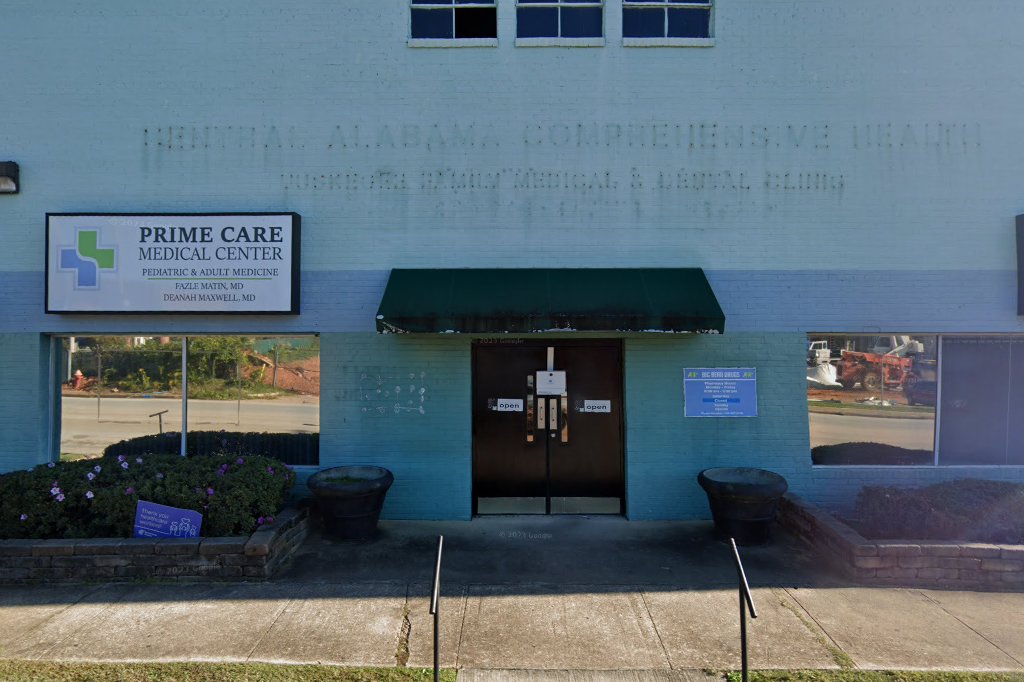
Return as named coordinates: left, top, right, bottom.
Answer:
left=0, top=517, right=1022, bottom=676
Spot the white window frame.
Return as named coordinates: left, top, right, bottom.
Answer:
left=516, top=0, right=606, bottom=48
left=409, top=0, right=499, bottom=48
left=621, top=0, right=714, bottom=48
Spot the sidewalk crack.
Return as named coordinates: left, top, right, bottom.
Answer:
left=778, top=587, right=855, bottom=670
left=32, top=583, right=113, bottom=660
left=396, top=584, right=412, bottom=667
left=639, top=588, right=674, bottom=670
left=455, top=584, right=471, bottom=670
left=245, top=596, right=292, bottom=662
left=917, top=589, right=1024, bottom=667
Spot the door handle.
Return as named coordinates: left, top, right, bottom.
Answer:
left=560, top=393, right=569, bottom=443
left=548, top=398, right=558, bottom=438
left=526, top=375, right=535, bottom=444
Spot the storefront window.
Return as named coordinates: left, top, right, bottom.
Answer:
left=58, top=336, right=319, bottom=465
left=807, top=334, right=937, bottom=465
left=938, top=337, right=1024, bottom=466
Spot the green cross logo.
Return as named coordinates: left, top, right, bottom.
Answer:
left=59, top=229, right=116, bottom=289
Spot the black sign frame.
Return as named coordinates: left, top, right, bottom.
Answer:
left=45, top=212, right=301, bottom=315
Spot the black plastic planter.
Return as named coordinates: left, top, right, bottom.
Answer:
left=307, top=465, right=394, bottom=539
left=697, top=467, right=788, bottom=545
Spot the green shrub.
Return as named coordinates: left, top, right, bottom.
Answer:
left=855, top=479, right=1024, bottom=544
left=812, top=442, right=933, bottom=466
left=103, top=431, right=318, bottom=466
left=0, top=453, right=295, bottom=539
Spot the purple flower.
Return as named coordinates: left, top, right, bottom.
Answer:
left=266, top=515, right=274, bottom=523
left=55, top=494, right=65, bottom=502
left=52, top=481, right=59, bottom=487
left=136, top=457, right=143, bottom=464
left=87, top=472, right=96, bottom=481
left=94, top=465, right=102, bottom=473
left=266, top=467, right=275, bottom=475
left=47, top=462, right=55, bottom=468
left=50, top=486, right=61, bottom=496
left=206, top=487, right=215, bottom=497
left=125, top=487, right=135, bottom=495
left=236, top=458, right=245, bottom=465
left=19, top=513, right=28, bottom=521
left=117, top=455, right=125, bottom=462
left=85, top=491, right=94, bottom=499
left=155, top=472, right=165, bottom=480
left=257, top=516, right=265, bottom=525
left=120, top=461, right=129, bottom=470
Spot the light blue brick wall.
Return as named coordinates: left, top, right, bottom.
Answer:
left=0, top=335, right=54, bottom=472
left=319, top=333, right=473, bottom=520
left=624, top=333, right=810, bottom=519
left=2, top=1, right=1024, bottom=515
left=3, top=269, right=1021, bottom=336
left=1, top=1, right=1021, bottom=276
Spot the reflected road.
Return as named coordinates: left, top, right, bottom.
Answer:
left=809, top=411, right=935, bottom=450
left=61, top=395, right=318, bottom=456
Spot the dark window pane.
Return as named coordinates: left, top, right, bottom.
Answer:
left=455, top=7, right=496, bottom=37
left=518, top=7, right=558, bottom=37
left=562, top=7, right=602, bottom=37
left=668, top=0, right=708, bottom=4
left=414, top=0, right=451, bottom=4
left=1009, top=341, right=1024, bottom=465
left=939, top=338, right=1011, bottom=465
left=667, top=7, right=710, bottom=37
left=412, top=8, right=454, bottom=38
left=623, top=8, right=664, bottom=37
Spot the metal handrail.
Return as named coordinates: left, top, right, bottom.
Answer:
left=429, top=535, right=444, bottom=682
left=730, top=537, right=758, bottom=682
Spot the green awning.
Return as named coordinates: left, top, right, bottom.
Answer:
left=375, top=268, right=725, bottom=334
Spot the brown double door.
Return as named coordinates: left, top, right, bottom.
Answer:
left=472, top=340, right=624, bottom=515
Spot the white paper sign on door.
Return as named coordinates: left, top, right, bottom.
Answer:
left=582, top=400, right=611, bottom=413
left=536, top=371, right=567, bottom=395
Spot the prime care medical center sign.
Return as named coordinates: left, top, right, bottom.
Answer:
left=46, top=214, right=300, bottom=314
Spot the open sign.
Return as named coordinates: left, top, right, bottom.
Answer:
left=493, top=398, right=523, bottom=412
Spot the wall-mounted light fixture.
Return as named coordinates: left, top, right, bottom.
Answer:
left=0, top=162, right=18, bottom=194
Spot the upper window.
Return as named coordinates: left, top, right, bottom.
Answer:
left=410, top=0, right=497, bottom=42
left=622, top=0, right=712, bottom=44
left=517, top=0, right=604, bottom=42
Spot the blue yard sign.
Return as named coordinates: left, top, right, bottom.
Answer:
left=133, top=500, right=203, bottom=538
left=684, top=368, right=758, bottom=418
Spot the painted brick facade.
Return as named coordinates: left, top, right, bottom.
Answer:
left=2, top=1, right=1023, bottom=518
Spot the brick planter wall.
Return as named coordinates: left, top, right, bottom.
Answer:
left=0, top=507, right=308, bottom=583
left=779, top=493, right=1024, bottom=589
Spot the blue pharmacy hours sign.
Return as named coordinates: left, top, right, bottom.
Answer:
left=133, top=500, right=203, bottom=538
left=684, top=368, right=758, bottom=418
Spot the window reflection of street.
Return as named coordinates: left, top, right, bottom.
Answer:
left=807, top=334, right=937, bottom=465
left=59, top=335, right=319, bottom=460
